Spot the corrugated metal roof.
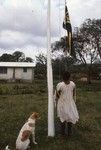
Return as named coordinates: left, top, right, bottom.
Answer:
left=0, top=62, right=35, bottom=67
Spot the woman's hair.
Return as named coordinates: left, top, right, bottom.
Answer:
left=62, top=71, right=71, bottom=81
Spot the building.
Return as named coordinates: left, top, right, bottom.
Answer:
left=0, top=62, right=35, bottom=82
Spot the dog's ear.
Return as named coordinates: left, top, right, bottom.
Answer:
left=34, top=112, right=39, bottom=119
left=30, top=112, right=39, bottom=119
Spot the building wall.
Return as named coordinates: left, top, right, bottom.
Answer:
left=15, top=68, right=33, bottom=80
left=0, top=67, right=34, bottom=82
left=0, top=68, right=13, bottom=80
left=22, top=68, right=33, bottom=80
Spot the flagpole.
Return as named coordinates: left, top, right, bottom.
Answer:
left=47, top=0, right=55, bottom=137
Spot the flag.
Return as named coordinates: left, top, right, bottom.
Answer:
left=63, top=5, right=72, bottom=55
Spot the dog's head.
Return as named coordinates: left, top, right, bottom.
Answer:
left=30, top=112, right=39, bottom=120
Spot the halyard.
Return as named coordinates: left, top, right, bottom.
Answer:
left=0, top=80, right=101, bottom=150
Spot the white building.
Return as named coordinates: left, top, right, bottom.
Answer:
left=0, top=62, right=35, bottom=82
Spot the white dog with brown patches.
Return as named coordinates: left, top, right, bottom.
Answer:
left=5, top=112, right=39, bottom=150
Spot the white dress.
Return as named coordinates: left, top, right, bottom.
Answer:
left=55, top=81, right=79, bottom=124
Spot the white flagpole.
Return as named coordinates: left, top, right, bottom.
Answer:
left=47, top=0, right=55, bottom=137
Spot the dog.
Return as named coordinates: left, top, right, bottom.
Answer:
left=5, top=145, right=10, bottom=150
left=5, top=112, right=39, bottom=150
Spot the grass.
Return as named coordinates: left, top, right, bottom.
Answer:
left=0, top=80, right=101, bottom=150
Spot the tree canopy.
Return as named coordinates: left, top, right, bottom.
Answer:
left=0, top=51, right=34, bottom=62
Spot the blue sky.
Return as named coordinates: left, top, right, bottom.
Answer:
left=0, top=0, right=101, bottom=60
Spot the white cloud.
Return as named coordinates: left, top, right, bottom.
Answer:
left=0, top=0, right=101, bottom=59
left=68, top=0, right=101, bottom=27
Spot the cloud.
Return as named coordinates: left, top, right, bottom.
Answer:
left=0, top=0, right=60, bottom=53
left=0, top=0, right=101, bottom=59
left=67, top=0, right=101, bottom=27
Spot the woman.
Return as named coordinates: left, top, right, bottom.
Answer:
left=54, top=71, right=79, bottom=137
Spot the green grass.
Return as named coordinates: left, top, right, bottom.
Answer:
left=0, top=80, right=101, bottom=150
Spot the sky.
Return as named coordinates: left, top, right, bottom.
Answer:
left=0, top=0, right=101, bottom=61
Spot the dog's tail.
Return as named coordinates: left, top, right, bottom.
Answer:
left=5, top=145, right=10, bottom=150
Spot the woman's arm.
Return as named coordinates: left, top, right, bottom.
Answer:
left=73, top=87, right=76, bottom=102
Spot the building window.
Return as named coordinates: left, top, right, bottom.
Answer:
left=23, top=67, right=27, bottom=72
left=0, top=67, right=7, bottom=74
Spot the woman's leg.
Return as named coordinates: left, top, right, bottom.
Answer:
left=67, top=122, right=72, bottom=136
left=60, top=121, right=66, bottom=136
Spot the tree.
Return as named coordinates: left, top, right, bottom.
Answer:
left=80, top=19, right=101, bottom=59
left=51, top=36, right=67, bottom=52
left=52, top=55, right=75, bottom=79
left=0, top=53, right=14, bottom=62
left=74, top=19, right=100, bottom=83
left=25, top=57, right=34, bottom=62
left=36, top=54, right=47, bottom=65
left=0, top=51, right=34, bottom=63
left=12, top=51, right=25, bottom=62
left=51, top=36, right=76, bottom=58
left=34, top=54, right=47, bottom=79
